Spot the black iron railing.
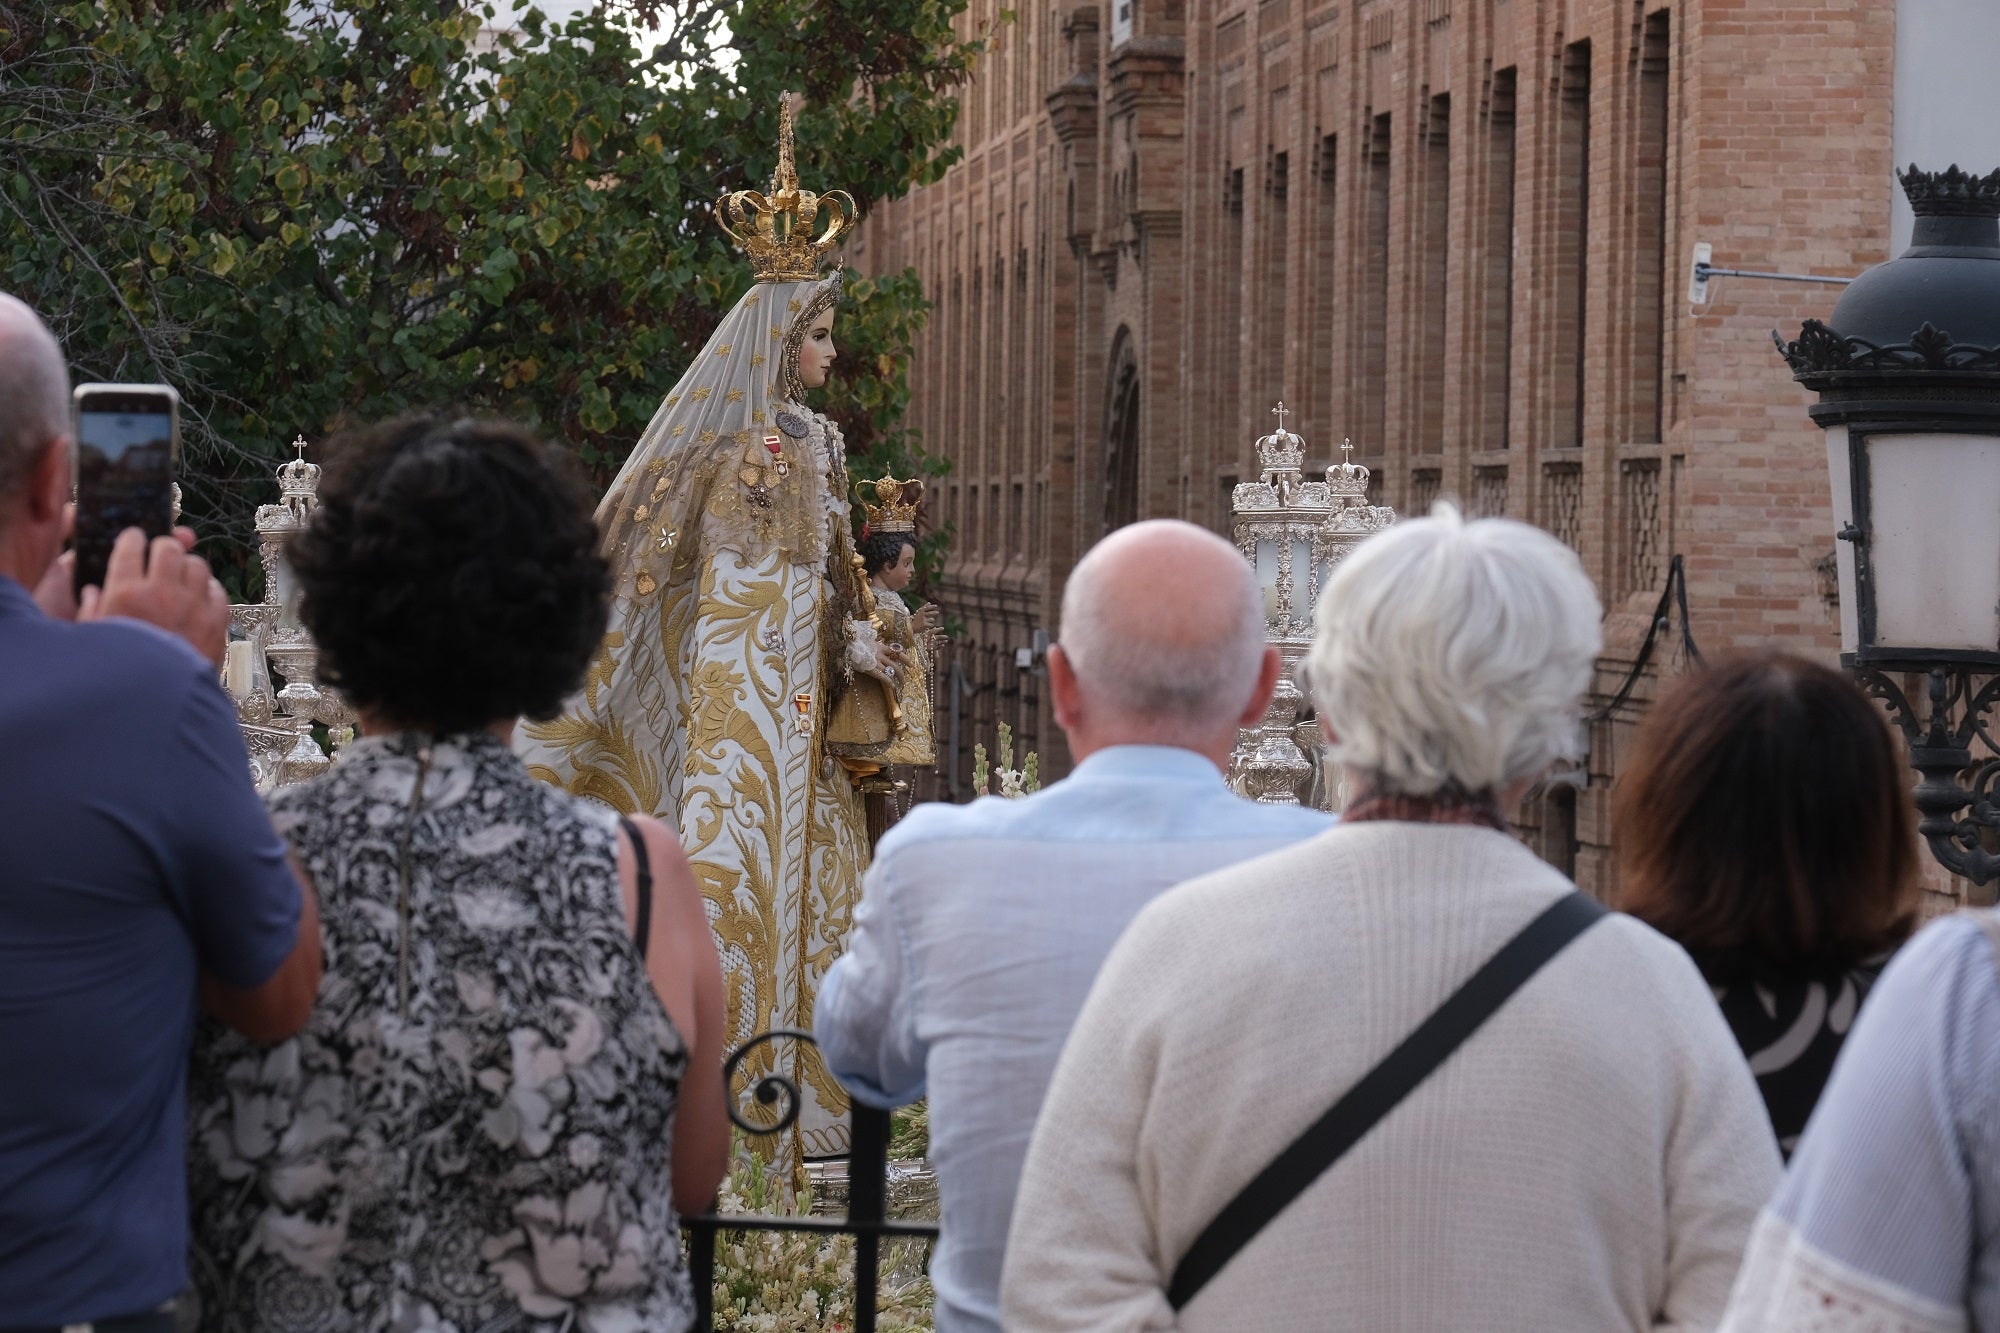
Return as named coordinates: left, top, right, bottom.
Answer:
left=684, top=1029, right=939, bottom=1333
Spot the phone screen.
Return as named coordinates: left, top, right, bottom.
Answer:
left=73, top=388, right=177, bottom=595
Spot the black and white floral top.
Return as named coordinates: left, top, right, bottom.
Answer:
left=185, top=731, right=693, bottom=1332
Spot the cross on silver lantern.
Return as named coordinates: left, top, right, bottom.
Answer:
left=1228, top=403, right=1396, bottom=807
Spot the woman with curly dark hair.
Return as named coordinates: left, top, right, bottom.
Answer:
left=1614, top=649, right=1919, bottom=1155
left=183, top=416, right=728, bottom=1331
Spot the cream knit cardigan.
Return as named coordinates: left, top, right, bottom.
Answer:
left=1000, top=822, right=1781, bottom=1332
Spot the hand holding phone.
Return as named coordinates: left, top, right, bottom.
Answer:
left=78, top=527, right=229, bottom=667
left=72, top=383, right=179, bottom=597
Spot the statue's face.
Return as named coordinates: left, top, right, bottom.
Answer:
left=798, top=308, right=838, bottom=388
left=878, top=540, right=916, bottom=592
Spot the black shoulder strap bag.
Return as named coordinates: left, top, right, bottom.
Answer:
left=1166, top=891, right=1606, bottom=1311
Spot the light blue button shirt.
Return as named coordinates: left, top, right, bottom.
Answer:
left=815, top=745, right=1334, bottom=1333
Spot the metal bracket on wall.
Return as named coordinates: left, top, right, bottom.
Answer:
left=1688, top=241, right=1855, bottom=306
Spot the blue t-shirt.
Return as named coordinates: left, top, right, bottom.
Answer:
left=0, top=575, right=301, bottom=1322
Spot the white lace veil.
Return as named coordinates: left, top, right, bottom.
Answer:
left=597, top=272, right=843, bottom=604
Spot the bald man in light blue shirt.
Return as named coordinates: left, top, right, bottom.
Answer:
left=816, top=520, right=1334, bottom=1333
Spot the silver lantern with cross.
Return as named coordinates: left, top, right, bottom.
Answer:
left=1228, top=403, right=1396, bottom=807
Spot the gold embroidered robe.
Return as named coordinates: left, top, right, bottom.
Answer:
left=519, top=277, right=868, bottom=1166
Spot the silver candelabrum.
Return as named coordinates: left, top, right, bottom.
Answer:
left=219, top=438, right=353, bottom=790
left=1228, top=403, right=1396, bottom=808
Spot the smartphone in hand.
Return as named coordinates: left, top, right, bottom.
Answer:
left=72, top=383, right=179, bottom=596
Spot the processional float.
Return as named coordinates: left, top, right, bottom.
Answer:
left=216, top=440, right=352, bottom=789
left=1227, top=403, right=1396, bottom=810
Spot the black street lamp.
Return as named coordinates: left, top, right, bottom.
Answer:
left=1777, top=164, right=2000, bottom=888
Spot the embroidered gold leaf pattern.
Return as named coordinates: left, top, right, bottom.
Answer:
left=582, top=629, right=626, bottom=711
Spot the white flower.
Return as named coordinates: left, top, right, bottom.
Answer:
left=458, top=822, right=524, bottom=856
left=454, top=968, right=500, bottom=1015
left=452, top=886, right=539, bottom=932
left=478, top=1001, right=606, bottom=1157
left=480, top=1181, right=649, bottom=1317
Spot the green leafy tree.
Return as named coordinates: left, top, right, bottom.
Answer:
left=0, top=0, right=977, bottom=589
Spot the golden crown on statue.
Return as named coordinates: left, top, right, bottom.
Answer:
left=715, top=95, right=857, bottom=283
left=860, top=475, right=923, bottom=533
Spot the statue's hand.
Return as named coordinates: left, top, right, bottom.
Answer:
left=845, top=615, right=899, bottom=685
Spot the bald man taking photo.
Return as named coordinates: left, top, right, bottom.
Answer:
left=0, top=294, right=320, bottom=1330
left=815, top=519, right=1333, bottom=1333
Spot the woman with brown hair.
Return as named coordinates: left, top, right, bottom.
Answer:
left=1615, top=649, right=1919, bottom=1154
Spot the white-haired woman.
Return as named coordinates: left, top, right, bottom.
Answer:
left=1001, top=505, right=1780, bottom=1332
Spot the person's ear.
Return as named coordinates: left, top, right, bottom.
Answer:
left=1048, top=643, right=1083, bottom=734
left=26, top=435, right=68, bottom=523
left=1238, top=645, right=1282, bottom=727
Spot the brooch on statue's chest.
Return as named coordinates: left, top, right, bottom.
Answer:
left=738, top=433, right=791, bottom=507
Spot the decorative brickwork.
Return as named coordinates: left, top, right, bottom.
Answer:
left=1542, top=461, right=1582, bottom=550
left=1410, top=467, right=1442, bottom=516
left=1472, top=466, right=1508, bottom=519
left=1620, top=457, right=1664, bottom=598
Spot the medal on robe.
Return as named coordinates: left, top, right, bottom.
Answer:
left=792, top=691, right=813, bottom=735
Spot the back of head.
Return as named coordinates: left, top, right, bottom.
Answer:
left=289, top=415, right=610, bottom=735
left=1058, top=519, right=1266, bottom=742
left=1615, top=650, right=1918, bottom=978
left=0, top=294, right=71, bottom=514
left=1305, top=503, right=1603, bottom=797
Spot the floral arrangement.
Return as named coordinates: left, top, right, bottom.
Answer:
left=708, top=1146, right=934, bottom=1332
left=970, top=722, right=1040, bottom=798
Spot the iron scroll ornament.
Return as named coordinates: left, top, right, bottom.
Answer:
left=684, top=1028, right=940, bottom=1333
left=721, top=1026, right=814, bottom=1135
left=1852, top=665, right=2000, bottom=890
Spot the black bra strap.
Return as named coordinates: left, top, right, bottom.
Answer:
left=618, top=817, right=653, bottom=962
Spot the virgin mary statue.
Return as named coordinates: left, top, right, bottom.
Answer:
left=519, top=103, right=882, bottom=1162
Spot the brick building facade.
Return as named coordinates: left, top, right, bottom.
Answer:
left=848, top=0, right=1907, bottom=895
